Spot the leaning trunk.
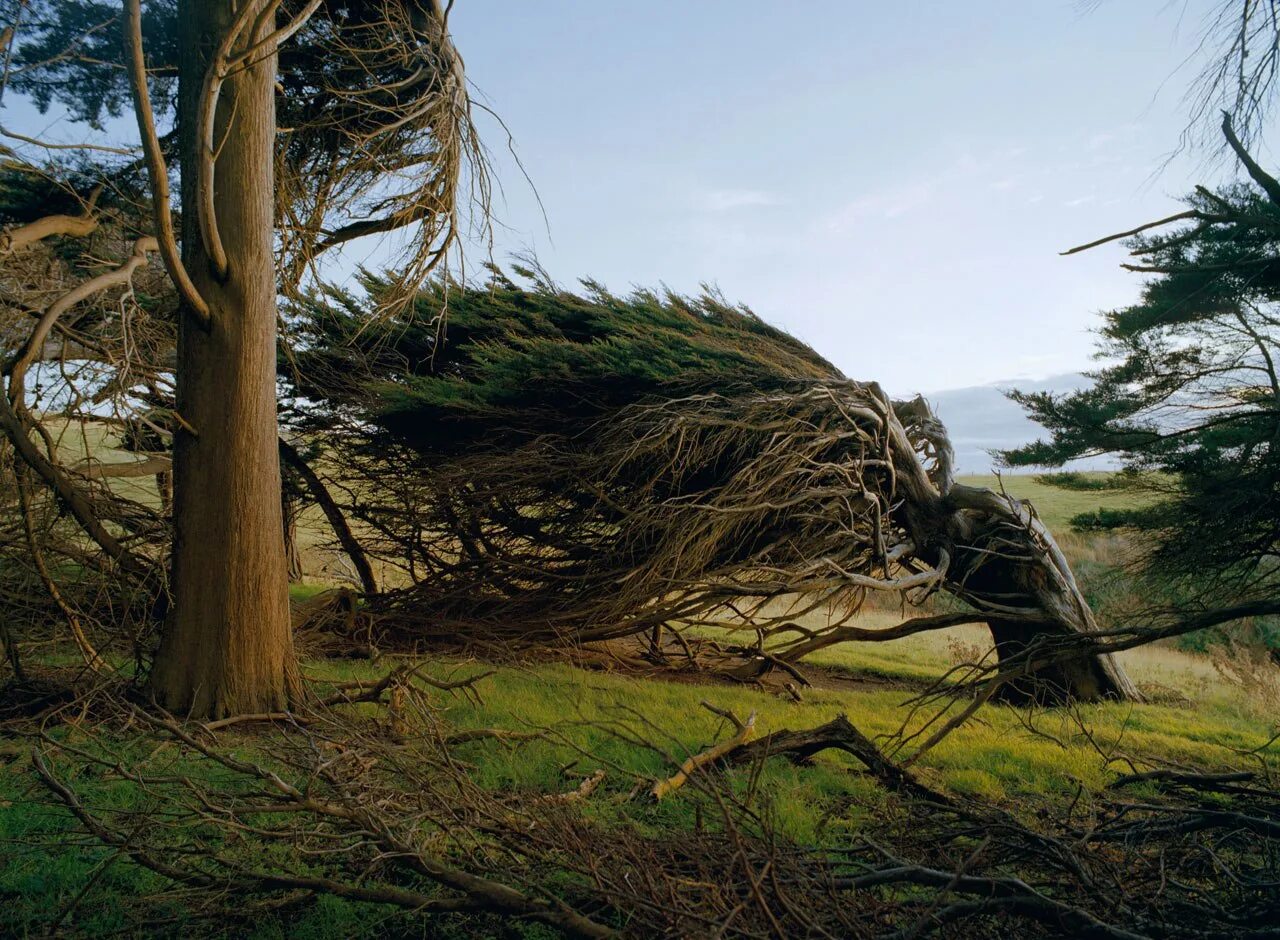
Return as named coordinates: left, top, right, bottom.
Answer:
left=283, top=491, right=304, bottom=584
left=151, top=0, right=297, bottom=717
left=944, top=483, right=1139, bottom=704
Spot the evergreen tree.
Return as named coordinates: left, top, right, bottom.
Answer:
left=289, top=266, right=841, bottom=454
left=289, top=269, right=1139, bottom=703
left=1005, top=123, right=1280, bottom=603
left=1, top=0, right=486, bottom=717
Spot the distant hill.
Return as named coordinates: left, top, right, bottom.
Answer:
left=924, top=373, right=1117, bottom=474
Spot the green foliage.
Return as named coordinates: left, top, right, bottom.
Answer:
left=1069, top=507, right=1143, bottom=532
left=1005, top=182, right=1280, bottom=601
left=289, top=266, right=841, bottom=455
left=6, top=0, right=179, bottom=128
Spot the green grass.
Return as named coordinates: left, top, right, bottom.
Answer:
left=2, top=444, right=1253, bottom=936
left=3, top=621, right=1274, bottom=937
left=955, top=472, right=1150, bottom=536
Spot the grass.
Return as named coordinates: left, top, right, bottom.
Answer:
left=4, top=453, right=1261, bottom=935
left=954, top=472, right=1151, bottom=536
left=4, top=618, right=1274, bottom=936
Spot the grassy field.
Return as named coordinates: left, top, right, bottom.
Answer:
left=3, top=620, right=1275, bottom=937
left=954, top=472, right=1148, bottom=535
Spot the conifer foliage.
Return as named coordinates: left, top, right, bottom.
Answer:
left=290, top=270, right=1137, bottom=703
left=1006, top=123, right=1280, bottom=605
left=290, top=266, right=841, bottom=453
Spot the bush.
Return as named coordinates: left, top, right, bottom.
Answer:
left=1034, top=471, right=1117, bottom=491
left=1069, top=508, right=1139, bottom=532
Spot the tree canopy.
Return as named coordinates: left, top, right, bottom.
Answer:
left=1005, top=151, right=1280, bottom=602
left=287, top=269, right=1137, bottom=704
left=290, top=267, right=842, bottom=454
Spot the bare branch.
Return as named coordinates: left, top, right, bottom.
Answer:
left=123, top=0, right=211, bottom=329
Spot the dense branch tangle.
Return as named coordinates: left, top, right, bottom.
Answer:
left=0, top=175, right=175, bottom=669
left=358, top=378, right=1135, bottom=703
left=270, top=0, right=489, bottom=303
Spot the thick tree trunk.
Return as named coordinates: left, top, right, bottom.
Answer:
left=945, top=484, right=1139, bottom=704
left=151, top=0, right=298, bottom=717
left=884, top=414, right=1137, bottom=705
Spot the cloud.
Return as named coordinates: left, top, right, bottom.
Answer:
left=696, top=189, right=784, bottom=212
left=825, top=181, right=933, bottom=231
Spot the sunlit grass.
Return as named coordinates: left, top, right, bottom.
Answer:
left=4, top=616, right=1274, bottom=937
left=955, top=472, right=1151, bottom=537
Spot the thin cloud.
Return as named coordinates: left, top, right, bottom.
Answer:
left=696, top=189, right=785, bottom=212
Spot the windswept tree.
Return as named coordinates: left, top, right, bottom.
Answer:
left=0, top=0, right=488, bottom=716
left=1127, top=0, right=1280, bottom=154
left=286, top=269, right=1138, bottom=703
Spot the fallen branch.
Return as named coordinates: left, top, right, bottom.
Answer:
left=724, top=714, right=949, bottom=804
left=444, top=728, right=544, bottom=748
left=202, top=712, right=304, bottom=733
left=535, top=769, right=606, bottom=806
left=651, top=702, right=756, bottom=801
left=319, top=662, right=493, bottom=708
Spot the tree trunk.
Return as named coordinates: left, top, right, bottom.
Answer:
left=884, top=414, right=1137, bottom=705
left=151, top=0, right=298, bottom=717
left=945, top=484, right=1139, bottom=704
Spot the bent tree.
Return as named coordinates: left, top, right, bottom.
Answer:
left=2, top=0, right=487, bottom=716
left=289, top=272, right=1138, bottom=703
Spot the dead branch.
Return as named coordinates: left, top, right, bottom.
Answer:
left=651, top=702, right=757, bottom=801
left=0, top=189, right=99, bottom=255
left=15, top=470, right=107, bottom=673
left=1222, top=110, right=1280, bottom=206
left=535, top=769, right=606, bottom=806
left=335, top=381, right=1133, bottom=704
left=74, top=454, right=171, bottom=478
left=279, top=437, right=378, bottom=594
left=32, top=708, right=620, bottom=940
left=318, top=661, right=493, bottom=708
left=725, top=714, right=950, bottom=804
left=201, top=711, right=302, bottom=732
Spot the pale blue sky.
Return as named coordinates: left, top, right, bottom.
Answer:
left=2, top=2, right=1260, bottom=396
left=436, top=1, right=1255, bottom=393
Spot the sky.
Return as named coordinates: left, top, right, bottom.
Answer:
left=1, top=1, right=1262, bottom=397
left=428, top=0, right=1256, bottom=395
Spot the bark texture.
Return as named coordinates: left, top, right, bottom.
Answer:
left=943, top=484, right=1139, bottom=704
left=151, top=0, right=297, bottom=717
